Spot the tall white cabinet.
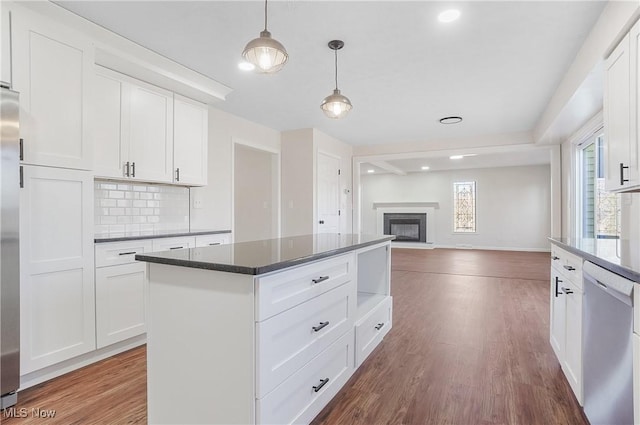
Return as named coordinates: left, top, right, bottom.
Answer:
left=19, top=166, right=95, bottom=374
left=11, top=9, right=93, bottom=170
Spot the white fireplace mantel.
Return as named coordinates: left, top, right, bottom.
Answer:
left=373, top=202, right=439, bottom=210
left=375, top=203, right=438, bottom=248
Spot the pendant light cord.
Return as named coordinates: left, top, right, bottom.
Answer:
left=264, top=0, right=268, bottom=31
left=334, top=48, right=339, bottom=90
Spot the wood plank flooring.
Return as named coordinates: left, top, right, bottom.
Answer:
left=2, top=248, right=587, bottom=425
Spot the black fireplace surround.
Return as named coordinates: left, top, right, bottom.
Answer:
left=383, top=213, right=426, bottom=243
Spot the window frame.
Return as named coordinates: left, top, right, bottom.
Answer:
left=452, top=180, right=477, bottom=234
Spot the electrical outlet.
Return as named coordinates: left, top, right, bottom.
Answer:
left=193, top=199, right=203, bottom=209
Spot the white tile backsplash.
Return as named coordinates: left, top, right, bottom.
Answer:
left=94, top=180, right=189, bottom=235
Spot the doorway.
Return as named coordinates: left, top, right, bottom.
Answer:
left=317, top=151, right=341, bottom=234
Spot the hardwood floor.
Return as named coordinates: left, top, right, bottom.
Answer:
left=2, top=248, right=587, bottom=424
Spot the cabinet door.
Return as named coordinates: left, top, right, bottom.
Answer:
left=11, top=10, right=93, bottom=170
left=631, top=20, right=640, bottom=191
left=563, top=281, right=583, bottom=405
left=549, top=269, right=565, bottom=362
left=127, top=82, right=174, bottom=183
left=604, top=33, right=636, bottom=191
left=92, top=69, right=128, bottom=179
left=20, top=166, right=95, bottom=373
left=95, top=262, right=148, bottom=348
left=174, top=95, right=208, bottom=186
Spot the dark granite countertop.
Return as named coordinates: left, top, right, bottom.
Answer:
left=549, top=237, right=640, bottom=282
left=95, top=229, right=231, bottom=243
left=135, top=233, right=395, bottom=275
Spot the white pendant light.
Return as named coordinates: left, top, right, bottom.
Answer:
left=321, top=40, right=352, bottom=119
left=242, top=0, right=288, bottom=74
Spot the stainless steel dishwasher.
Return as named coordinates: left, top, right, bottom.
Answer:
left=582, top=261, right=635, bottom=425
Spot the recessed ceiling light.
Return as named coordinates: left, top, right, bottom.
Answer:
left=438, top=9, right=461, bottom=23
left=367, top=169, right=375, bottom=173
left=421, top=166, right=430, bottom=170
left=440, top=116, right=463, bottom=124
left=238, top=61, right=255, bottom=71
left=449, top=154, right=477, bottom=160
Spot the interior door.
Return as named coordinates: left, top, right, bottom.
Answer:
left=317, top=152, right=340, bottom=234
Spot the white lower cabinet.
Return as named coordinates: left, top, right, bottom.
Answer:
left=20, top=166, right=95, bottom=374
left=355, top=296, right=392, bottom=367
left=95, top=262, right=148, bottom=348
left=194, top=233, right=231, bottom=247
left=256, top=329, right=355, bottom=425
left=151, top=236, right=195, bottom=252
left=549, top=244, right=583, bottom=405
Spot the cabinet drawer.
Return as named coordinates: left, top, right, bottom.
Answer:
left=355, top=296, right=392, bottom=367
left=256, top=328, right=355, bottom=425
left=151, top=236, right=195, bottom=252
left=95, top=240, right=153, bottom=267
left=194, top=233, right=230, bottom=247
left=256, top=253, right=355, bottom=321
left=561, top=251, right=583, bottom=286
left=256, top=283, right=355, bottom=398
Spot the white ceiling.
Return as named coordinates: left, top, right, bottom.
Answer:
left=360, top=148, right=551, bottom=175
left=56, top=1, right=606, bottom=147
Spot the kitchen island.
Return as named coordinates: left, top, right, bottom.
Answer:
left=136, top=233, right=394, bottom=425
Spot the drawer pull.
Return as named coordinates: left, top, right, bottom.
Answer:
left=118, top=251, right=137, bottom=256
left=551, top=256, right=560, bottom=260
left=169, top=246, right=184, bottom=250
left=562, top=287, right=574, bottom=295
left=312, top=321, right=330, bottom=332
left=312, top=276, right=329, bottom=284
left=375, top=322, right=385, bottom=330
left=208, top=243, right=221, bottom=246
left=312, top=378, right=329, bottom=393
left=563, top=265, right=576, bottom=271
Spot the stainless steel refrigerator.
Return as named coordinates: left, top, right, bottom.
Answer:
left=1, top=83, right=20, bottom=409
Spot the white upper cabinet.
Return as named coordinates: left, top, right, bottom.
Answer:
left=173, top=94, right=208, bottom=186
left=127, top=82, right=174, bottom=183
left=92, top=70, right=126, bottom=178
left=92, top=68, right=174, bottom=183
left=604, top=20, right=640, bottom=192
left=11, top=9, right=93, bottom=170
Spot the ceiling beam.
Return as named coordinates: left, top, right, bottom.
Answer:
left=370, top=161, right=407, bottom=176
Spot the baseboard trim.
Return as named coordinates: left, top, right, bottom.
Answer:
left=19, top=335, right=146, bottom=391
left=434, top=244, right=551, bottom=252
left=391, top=242, right=435, bottom=250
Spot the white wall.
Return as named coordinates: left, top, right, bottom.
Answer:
left=190, top=107, right=280, bottom=232
left=361, top=165, right=551, bottom=251
left=233, top=144, right=277, bottom=242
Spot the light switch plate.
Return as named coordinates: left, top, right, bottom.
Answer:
left=193, top=199, right=203, bottom=209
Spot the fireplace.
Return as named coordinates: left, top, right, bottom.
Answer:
left=383, top=213, right=426, bottom=243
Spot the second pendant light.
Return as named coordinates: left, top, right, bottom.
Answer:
left=320, top=40, right=353, bottom=119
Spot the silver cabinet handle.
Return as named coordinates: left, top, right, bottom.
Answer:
left=312, top=276, right=329, bottom=284
left=131, top=162, right=136, bottom=178
left=176, top=168, right=180, bottom=182
left=562, top=287, right=574, bottom=295
left=208, top=243, right=221, bottom=246
left=124, top=161, right=130, bottom=177
left=169, top=246, right=184, bottom=250
left=375, top=322, right=385, bottom=330
left=118, top=251, right=137, bottom=256
left=563, top=265, right=575, bottom=271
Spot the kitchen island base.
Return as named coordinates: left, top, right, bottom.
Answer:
left=139, top=235, right=393, bottom=425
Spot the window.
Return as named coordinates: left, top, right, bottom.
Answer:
left=578, top=132, right=620, bottom=240
left=453, top=181, right=476, bottom=233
